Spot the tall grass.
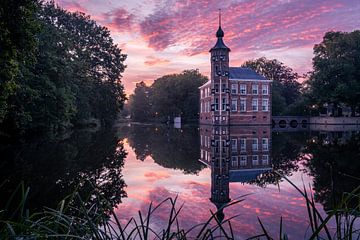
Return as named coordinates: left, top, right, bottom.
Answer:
left=1, top=174, right=359, bottom=239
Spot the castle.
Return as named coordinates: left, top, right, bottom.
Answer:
left=199, top=12, right=272, bottom=125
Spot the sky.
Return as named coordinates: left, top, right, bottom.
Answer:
left=55, top=0, right=360, bottom=94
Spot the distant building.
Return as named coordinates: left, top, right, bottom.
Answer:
left=199, top=13, right=272, bottom=125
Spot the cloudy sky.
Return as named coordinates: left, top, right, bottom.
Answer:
left=55, top=0, right=360, bottom=94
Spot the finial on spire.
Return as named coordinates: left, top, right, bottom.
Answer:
left=216, top=9, right=224, bottom=38
left=219, top=8, right=221, bottom=27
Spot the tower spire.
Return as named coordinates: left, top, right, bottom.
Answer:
left=219, top=8, right=221, bottom=28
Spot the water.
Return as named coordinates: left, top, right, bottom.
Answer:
left=1, top=122, right=359, bottom=239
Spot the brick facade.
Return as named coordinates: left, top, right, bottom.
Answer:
left=199, top=21, right=272, bottom=125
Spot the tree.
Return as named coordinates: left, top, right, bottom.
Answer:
left=1, top=1, right=127, bottom=135
left=307, top=31, right=360, bottom=116
left=150, top=70, right=208, bottom=122
left=0, top=0, right=39, bottom=122
left=128, top=81, right=152, bottom=122
left=242, top=57, right=301, bottom=115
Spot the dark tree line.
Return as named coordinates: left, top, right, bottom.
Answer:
left=0, top=1, right=127, bottom=137
left=128, top=70, right=208, bottom=122
left=306, top=31, right=360, bottom=116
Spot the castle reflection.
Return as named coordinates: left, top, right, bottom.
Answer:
left=199, top=125, right=272, bottom=221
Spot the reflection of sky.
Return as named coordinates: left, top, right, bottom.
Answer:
left=55, top=0, right=360, bottom=94
left=114, top=139, right=328, bottom=239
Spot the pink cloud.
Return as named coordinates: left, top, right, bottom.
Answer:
left=144, top=56, right=170, bottom=66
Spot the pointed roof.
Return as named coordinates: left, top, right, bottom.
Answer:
left=210, top=9, right=230, bottom=52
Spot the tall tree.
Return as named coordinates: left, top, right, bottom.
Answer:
left=242, top=57, right=301, bottom=115
left=1, top=2, right=127, bottom=135
left=151, top=70, right=208, bottom=122
left=128, top=82, right=152, bottom=122
left=0, top=0, right=39, bottom=122
left=307, top=31, right=360, bottom=116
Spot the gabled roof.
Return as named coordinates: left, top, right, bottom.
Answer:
left=229, top=67, right=267, bottom=80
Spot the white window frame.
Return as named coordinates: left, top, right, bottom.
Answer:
left=240, top=138, right=246, bottom=151
left=252, top=84, right=258, bottom=95
left=262, top=155, right=269, bottom=165
left=240, top=155, right=247, bottom=166
left=262, top=138, right=268, bottom=151
left=262, top=84, right=268, bottom=95
left=231, top=84, right=237, bottom=94
left=231, top=99, right=237, bottom=112
left=252, top=99, right=258, bottom=111
left=252, top=155, right=259, bottom=165
left=231, top=138, right=237, bottom=152
left=240, top=84, right=247, bottom=94
left=252, top=138, right=258, bottom=151
left=231, top=156, right=238, bottom=167
left=222, top=97, right=226, bottom=111
left=262, top=99, right=269, bottom=112
left=240, top=98, right=246, bottom=112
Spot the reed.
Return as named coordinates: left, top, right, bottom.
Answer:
left=1, top=174, right=359, bottom=239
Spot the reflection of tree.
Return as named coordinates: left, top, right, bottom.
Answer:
left=251, top=131, right=308, bottom=187
left=125, top=124, right=205, bottom=174
left=0, top=128, right=127, bottom=215
left=305, top=133, right=360, bottom=212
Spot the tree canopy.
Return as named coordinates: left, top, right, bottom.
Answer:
left=0, top=1, right=127, bottom=136
left=307, top=31, right=360, bottom=116
left=128, top=70, right=208, bottom=122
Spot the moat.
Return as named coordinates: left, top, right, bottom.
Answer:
left=1, top=122, right=359, bottom=238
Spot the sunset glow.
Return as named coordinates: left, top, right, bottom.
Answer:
left=55, top=0, right=360, bottom=94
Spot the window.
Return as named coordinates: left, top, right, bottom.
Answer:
left=231, top=156, right=238, bottom=167
left=231, top=139, right=237, bottom=152
left=262, top=155, right=269, bottom=165
left=231, top=99, right=237, bottom=112
left=221, top=83, right=226, bottom=93
left=252, top=84, right=258, bottom=94
left=240, top=84, right=246, bottom=94
left=240, top=155, right=247, bottom=166
left=252, top=155, right=259, bottom=165
left=240, top=99, right=246, bottom=112
left=262, top=138, right=268, bottom=151
left=262, top=99, right=269, bottom=112
left=252, top=138, right=258, bottom=151
left=240, top=138, right=246, bottom=151
left=222, top=98, right=226, bottom=111
left=252, top=99, right=258, bottom=111
left=262, top=85, right=268, bottom=95
left=231, top=84, right=237, bottom=94
left=215, top=98, right=219, bottom=111
left=215, top=84, right=219, bottom=93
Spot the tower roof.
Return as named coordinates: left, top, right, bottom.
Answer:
left=210, top=9, right=230, bottom=52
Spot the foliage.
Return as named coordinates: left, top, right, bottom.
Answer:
left=128, top=82, right=152, bottom=122
left=307, top=31, right=360, bottom=116
left=129, top=70, right=208, bottom=122
left=242, top=57, right=302, bottom=115
left=120, top=124, right=205, bottom=174
left=0, top=1, right=127, bottom=136
left=0, top=0, right=39, bottom=122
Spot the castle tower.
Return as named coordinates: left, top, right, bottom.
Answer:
left=210, top=10, right=231, bottom=125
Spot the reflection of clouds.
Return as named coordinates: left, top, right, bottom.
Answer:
left=114, top=142, right=327, bottom=238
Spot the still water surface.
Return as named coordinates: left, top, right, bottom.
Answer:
left=1, top=123, right=359, bottom=239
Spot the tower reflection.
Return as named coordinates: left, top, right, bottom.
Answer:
left=199, top=125, right=272, bottom=221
